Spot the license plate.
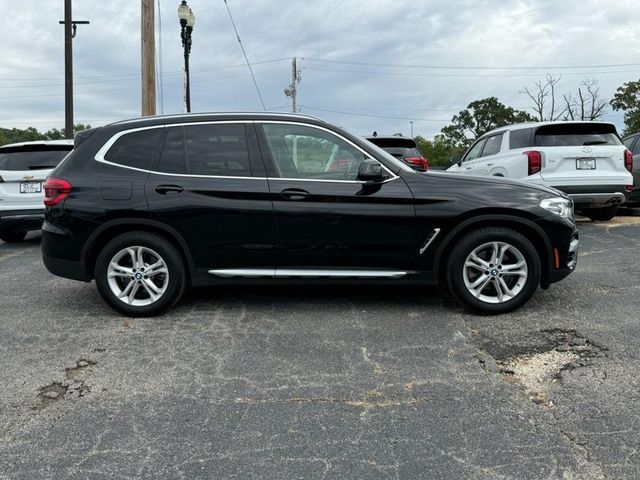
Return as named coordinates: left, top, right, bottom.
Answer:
left=576, top=158, right=596, bottom=170
left=20, top=181, right=42, bottom=193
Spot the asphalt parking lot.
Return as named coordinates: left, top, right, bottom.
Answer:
left=1, top=217, right=639, bottom=479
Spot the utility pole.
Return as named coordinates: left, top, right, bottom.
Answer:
left=59, top=0, right=89, bottom=139
left=141, top=0, right=156, bottom=116
left=284, top=57, right=300, bottom=113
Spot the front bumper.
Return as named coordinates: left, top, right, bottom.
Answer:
left=0, top=209, right=44, bottom=231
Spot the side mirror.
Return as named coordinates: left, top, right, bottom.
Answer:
left=449, top=154, right=462, bottom=166
left=357, top=159, right=386, bottom=182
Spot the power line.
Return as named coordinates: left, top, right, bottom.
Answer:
left=304, top=57, right=640, bottom=71
left=304, top=66, right=640, bottom=79
left=0, top=58, right=290, bottom=83
left=222, top=0, right=266, bottom=111
left=300, top=105, right=449, bottom=122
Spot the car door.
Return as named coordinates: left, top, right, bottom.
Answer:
left=459, top=138, right=487, bottom=174
left=256, top=121, right=417, bottom=274
left=474, top=132, right=505, bottom=176
left=144, top=121, right=276, bottom=276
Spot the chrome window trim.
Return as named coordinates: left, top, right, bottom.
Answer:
left=94, top=120, right=399, bottom=184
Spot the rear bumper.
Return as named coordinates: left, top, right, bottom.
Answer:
left=41, top=230, right=91, bottom=283
left=0, top=209, right=44, bottom=231
left=551, top=185, right=630, bottom=207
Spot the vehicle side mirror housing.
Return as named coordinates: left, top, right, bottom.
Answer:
left=449, top=154, right=462, bottom=166
left=357, top=159, right=386, bottom=182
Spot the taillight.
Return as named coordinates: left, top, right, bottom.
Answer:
left=524, top=150, right=542, bottom=175
left=44, top=178, right=72, bottom=206
left=404, top=156, right=429, bottom=171
left=626, top=185, right=633, bottom=193
left=624, top=149, right=633, bottom=172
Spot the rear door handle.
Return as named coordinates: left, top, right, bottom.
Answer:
left=486, top=163, right=494, bottom=166
left=155, top=184, right=184, bottom=195
left=280, top=188, right=309, bottom=200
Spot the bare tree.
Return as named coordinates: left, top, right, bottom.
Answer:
left=562, top=78, right=607, bottom=121
left=521, top=74, right=567, bottom=121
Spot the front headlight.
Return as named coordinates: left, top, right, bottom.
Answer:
left=540, top=197, right=573, bottom=218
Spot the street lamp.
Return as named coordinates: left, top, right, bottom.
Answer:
left=410, top=121, right=414, bottom=138
left=177, top=1, right=195, bottom=112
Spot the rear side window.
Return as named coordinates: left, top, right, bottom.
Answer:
left=0, top=146, right=72, bottom=171
left=509, top=128, right=533, bottom=149
left=534, top=124, right=622, bottom=147
left=105, top=128, right=162, bottom=170
left=156, top=124, right=252, bottom=176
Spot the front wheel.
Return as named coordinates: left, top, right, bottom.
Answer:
left=95, top=232, right=186, bottom=317
left=446, top=228, right=541, bottom=314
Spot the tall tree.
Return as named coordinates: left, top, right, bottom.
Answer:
left=522, top=75, right=607, bottom=122
left=414, top=134, right=463, bottom=167
left=610, top=79, right=640, bottom=136
left=439, top=97, right=534, bottom=149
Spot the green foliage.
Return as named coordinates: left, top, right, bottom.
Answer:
left=414, top=135, right=463, bottom=167
left=610, top=79, right=640, bottom=136
left=0, top=123, right=91, bottom=147
left=0, top=127, right=44, bottom=146
left=439, top=97, right=534, bottom=149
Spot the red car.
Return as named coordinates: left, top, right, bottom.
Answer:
left=366, top=136, right=429, bottom=172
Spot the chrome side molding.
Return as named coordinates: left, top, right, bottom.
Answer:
left=208, top=268, right=407, bottom=279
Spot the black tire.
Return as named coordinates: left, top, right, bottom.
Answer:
left=0, top=230, right=27, bottom=243
left=446, top=227, right=541, bottom=315
left=581, top=205, right=618, bottom=221
left=95, top=232, right=186, bottom=317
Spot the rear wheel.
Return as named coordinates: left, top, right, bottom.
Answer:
left=95, top=232, right=186, bottom=317
left=0, top=229, right=27, bottom=243
left=446, top=228, right=541, bottom=314
left=580, top=205, right=618, bottom=221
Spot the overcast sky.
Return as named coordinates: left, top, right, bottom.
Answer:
left=0, top=0, right=638, bottom=138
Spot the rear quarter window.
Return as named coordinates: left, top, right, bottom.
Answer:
left=509, top=128, right=533, bottom=149
left=534, top=124, right=621, bottom=147
left=104, top=128, right=163, bottom=170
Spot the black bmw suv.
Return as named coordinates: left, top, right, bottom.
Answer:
left=42, top=113, right=578, bottom=317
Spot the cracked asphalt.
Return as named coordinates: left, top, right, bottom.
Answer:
left=0, top=218, right=639, bottom=479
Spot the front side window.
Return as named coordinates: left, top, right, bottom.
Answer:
left=261, top=123, right=367, bottom=180
left=463, top=138, right=486, bottom=162
left=156, top=123, right=252, bottom=176
left=104, top=128, right=162, bottom=170
left=480, top=133, right=504, bottom=157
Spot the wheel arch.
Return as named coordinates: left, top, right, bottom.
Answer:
left=82, top=219, right=195, bottom=283
left=433, top=214, right=553, bottom=287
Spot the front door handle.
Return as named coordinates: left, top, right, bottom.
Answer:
left=465, top=166, right=473, bottom=170
left=155, top=184, right=184, bottom=195
left=280, top=188, right=309, bottom=200
left=486, top=163, right=494, bottom=166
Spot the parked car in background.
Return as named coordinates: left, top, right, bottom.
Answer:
left=366, top=136, right=429, bottom=172
left=447, top=121, right=634, bottom=221
left=622, top=132, right=640, bottom=205
left=0, top=140, right=73, bottom=242
left=42, top=112, right=578, bottom=317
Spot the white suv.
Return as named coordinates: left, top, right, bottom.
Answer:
left=0, top=140, right=73, bottom=242
left=447, top=121, right=634, bottom=221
